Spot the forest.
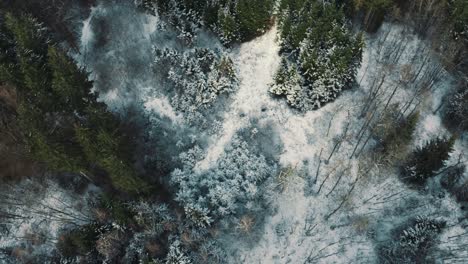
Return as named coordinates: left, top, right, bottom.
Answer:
left=0, top=0, right=467, bottom=263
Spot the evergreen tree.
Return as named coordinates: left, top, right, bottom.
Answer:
left=378, top=217, right=445, bottom=263
left=0, top=12, right=150, bottom=194
left=3, top=13, right=50, bottom=105
left=236, top=0, right=273, bottom=41
left=272, top=0, right=364, bottom=110
left=402, top=137, right=455, bottom=185
left=0, top=13, right=18, bottom=85
left=48, top=46, right=93, bottom=113
left=75, top=126, right=150, bottom=194
left=445, top=81, right=468, bottom=132
left=139, top=0, right=274, bottom=44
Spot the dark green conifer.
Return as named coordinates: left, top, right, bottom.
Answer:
left=403, top=136, right=456, bottom=184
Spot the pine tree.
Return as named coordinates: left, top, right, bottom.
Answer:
left=236, top=0, right=274, bottom=41
left=48, top=46, right=93, bottom=112
left=218, top=9, right=240, bottom=43
left=402, top=137, right=455, bottom=184
left=0, top=12, right=151, bottom=194
left=138, top=0, right=275, bottom=44
left=171, top=136, right=275, bottom=223
left=372, top=108, right=419, bottom=157
left=4, top=13, right=50, bottom=104
left=272, top=0, right=364, bottom=110
left=0, top=13, right=19, bottom=85
left=378, top=217, right=445, bottom=263
left=75, top=126, right=150, bottom=194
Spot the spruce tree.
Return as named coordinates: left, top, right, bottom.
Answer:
left=402, top=137, right=455, bottom=184
left=236, top=0, right=273, bottom=41
left=48, top=46, right=93, bottom=113
left=0, top=12, right=150, bottom=194
left=272, top=0, right=364, bottom=110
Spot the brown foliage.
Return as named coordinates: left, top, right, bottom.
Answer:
left=96, top=231, right=123, bottom=260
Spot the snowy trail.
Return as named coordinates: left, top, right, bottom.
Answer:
left=196, top=26, right=282, bottom=171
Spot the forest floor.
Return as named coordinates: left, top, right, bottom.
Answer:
left=211, top=23, right=468, bottom=263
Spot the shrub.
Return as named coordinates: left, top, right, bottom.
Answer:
left=372, top=107, right=419, bottom=159
left=57, top=223, right=102, bottom=257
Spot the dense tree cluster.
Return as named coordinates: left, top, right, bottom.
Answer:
left=271, top=0, right=364, bottom=111
left=0, top=12, right=148, bottom=194
left=153, top=47, right=237, bottom=125
left=0, top=0, right=467, bottom=263
left=171, top=136, right=276, bottom=226
left=138, top=0, right=274, bottom=44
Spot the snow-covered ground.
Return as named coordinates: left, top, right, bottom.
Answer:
left=0, top=2, right=466, bottom=263
left=73, top=2, right=467, bottom=262
left=196, top=23, right=467, bottom=263
left=0, top=180, right=98, bottom=262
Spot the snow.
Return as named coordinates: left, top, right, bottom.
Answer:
left=414, top=114, right=445, bottom=146
left=75, top=2, right=169, bottom=116
left=205, top=22, right=466, bottom=263
left=144, top=96, right=181, bottom=123
left=71, top=2, right=467, bottom=262
left=0, top=180, right=98, bottom=261
left=195, top=25, right=282, bottom=172
left=80, top=13, right=94, bottom=51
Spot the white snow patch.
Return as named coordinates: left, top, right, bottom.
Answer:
left=81, top=14, right=94, bottom=50
left=144, top=96, right=181, bottom=123
left=415, top=114, right=445, bottom=145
